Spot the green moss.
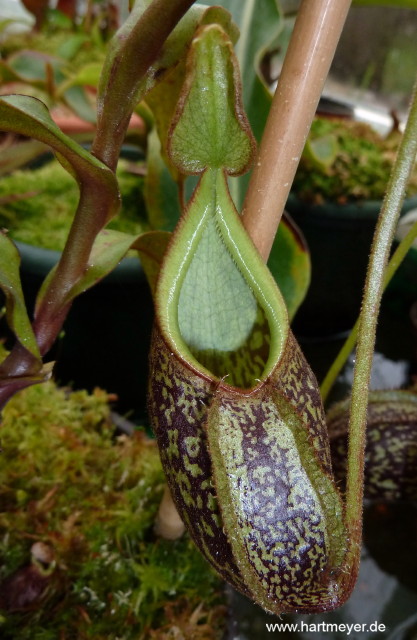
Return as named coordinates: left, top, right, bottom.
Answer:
left=0, top=29, right=106, bottom=69
left=0, top=158, right=149, bottom=251
left=0, top=374, right=225, bottom=639
left=293, top=117, right=417, bottom=204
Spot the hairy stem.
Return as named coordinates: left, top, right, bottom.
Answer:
left=344, top=78, right=417, bottom=560
left=321, top=218, right=417, bottom=403
left=241, top=0, right=351, bottom=261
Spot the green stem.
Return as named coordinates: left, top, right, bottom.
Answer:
left=320, top=218, right=417, bottom=403
left=344, top=78, right=417, bottom=560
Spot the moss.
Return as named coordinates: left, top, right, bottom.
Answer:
left=293, top=117, right=417, bottom=204
left=0, top=158, right=149, bottom=251
left=0, top=373, right=225, bottom=639
left=0, top=29, right=106, bottom=69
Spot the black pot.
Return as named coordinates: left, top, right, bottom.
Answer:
left=286, top=194, right=417, bottom=338
left=16, top=241, right=153, bottom=421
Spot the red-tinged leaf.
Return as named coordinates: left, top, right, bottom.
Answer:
left=35, top=229, right=170, bottom=309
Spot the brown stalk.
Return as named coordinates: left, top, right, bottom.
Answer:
left=241, top=0, right=352, bottom=261
left=157, top=0, right=353, bottom=542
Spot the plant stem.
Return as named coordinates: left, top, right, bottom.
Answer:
left=154, top=485, right=186, bottom=540
left=344, top=77, right=417, bottom=563
left=320, top=218, right=417, bottom=403
left=0, top=0, right=196, bottom=407
left=241, top=0, right=351, bottom=261
left=92, top=0, right=196, bottom=171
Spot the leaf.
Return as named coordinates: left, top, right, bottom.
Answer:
left=199, top=0, right=282, bottom=141
left=145, top=60, right=187, bottom=182
left=35, top=229, right=136, bottom=308
left=144, top=128, right=182, bottom=231
left=62, top=85, right=97, bottom=124
left=3, top=49, right=64, bottom=84
left=97, top=1, right=209, bottom=129
left=303, top=133, right=338, bottom=169
left=0, top=140, right=48, bottom=176
left=145, top=5, right=239, bottom=159
left=168, top=24, right=255, bottom=175
left=0, top=95, right=119, bottom=224
left=0, top=232, right=40, bottom=360
left=55, top=33, right=90, bottom=61
left=57, top=63, right=103, bottom=94
left=133, top=230, right=171, bottom=296
left=36, top=229, right=170, bottom=310
left=198, top=0, right=281, bottom=210
left=267, top=213, right=311, bottom=320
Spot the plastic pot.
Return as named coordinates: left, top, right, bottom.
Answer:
left=286, top=194, right=417, bottom=338
left=16, top=241, right=153, bottom=420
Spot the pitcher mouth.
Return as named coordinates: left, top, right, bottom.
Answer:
left=155, top=170, right=289, bottom=393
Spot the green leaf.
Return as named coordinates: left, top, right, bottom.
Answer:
left=97, top=2, right=208, bottom=129
left=133, top=230, right=171, bottom=296
left=5, top=49, right=64, bottom=83
left=303, top=133, right=338, bottom=169
left=36, top=229, right=139, bottom=308
left=0, top=140, right=48, bottom=176
left=145, top=61, right=187, bottom=182
left=64, top=229, right=142, bottom=301
left=0, top=232, right=40, bottom=360
left=169, top=24, right=255, bottom=175
left=62, top=85, right=97, bottom=124
left=55, top=33, right=90, bottom=61
left=36, top=229, right=170, bottom=309
left=0, top=95, right=119, bottom=223
left=144, top=5, right=239, bottom=181
left=58, top=63, right=103, bottom=94
left=199, top=0, right=282, bottom=141
left=267, top=214, right=311, bottom=320
left=144, top=128, right=182, bottom=231
left=199, top=0, right=281, bottom=209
